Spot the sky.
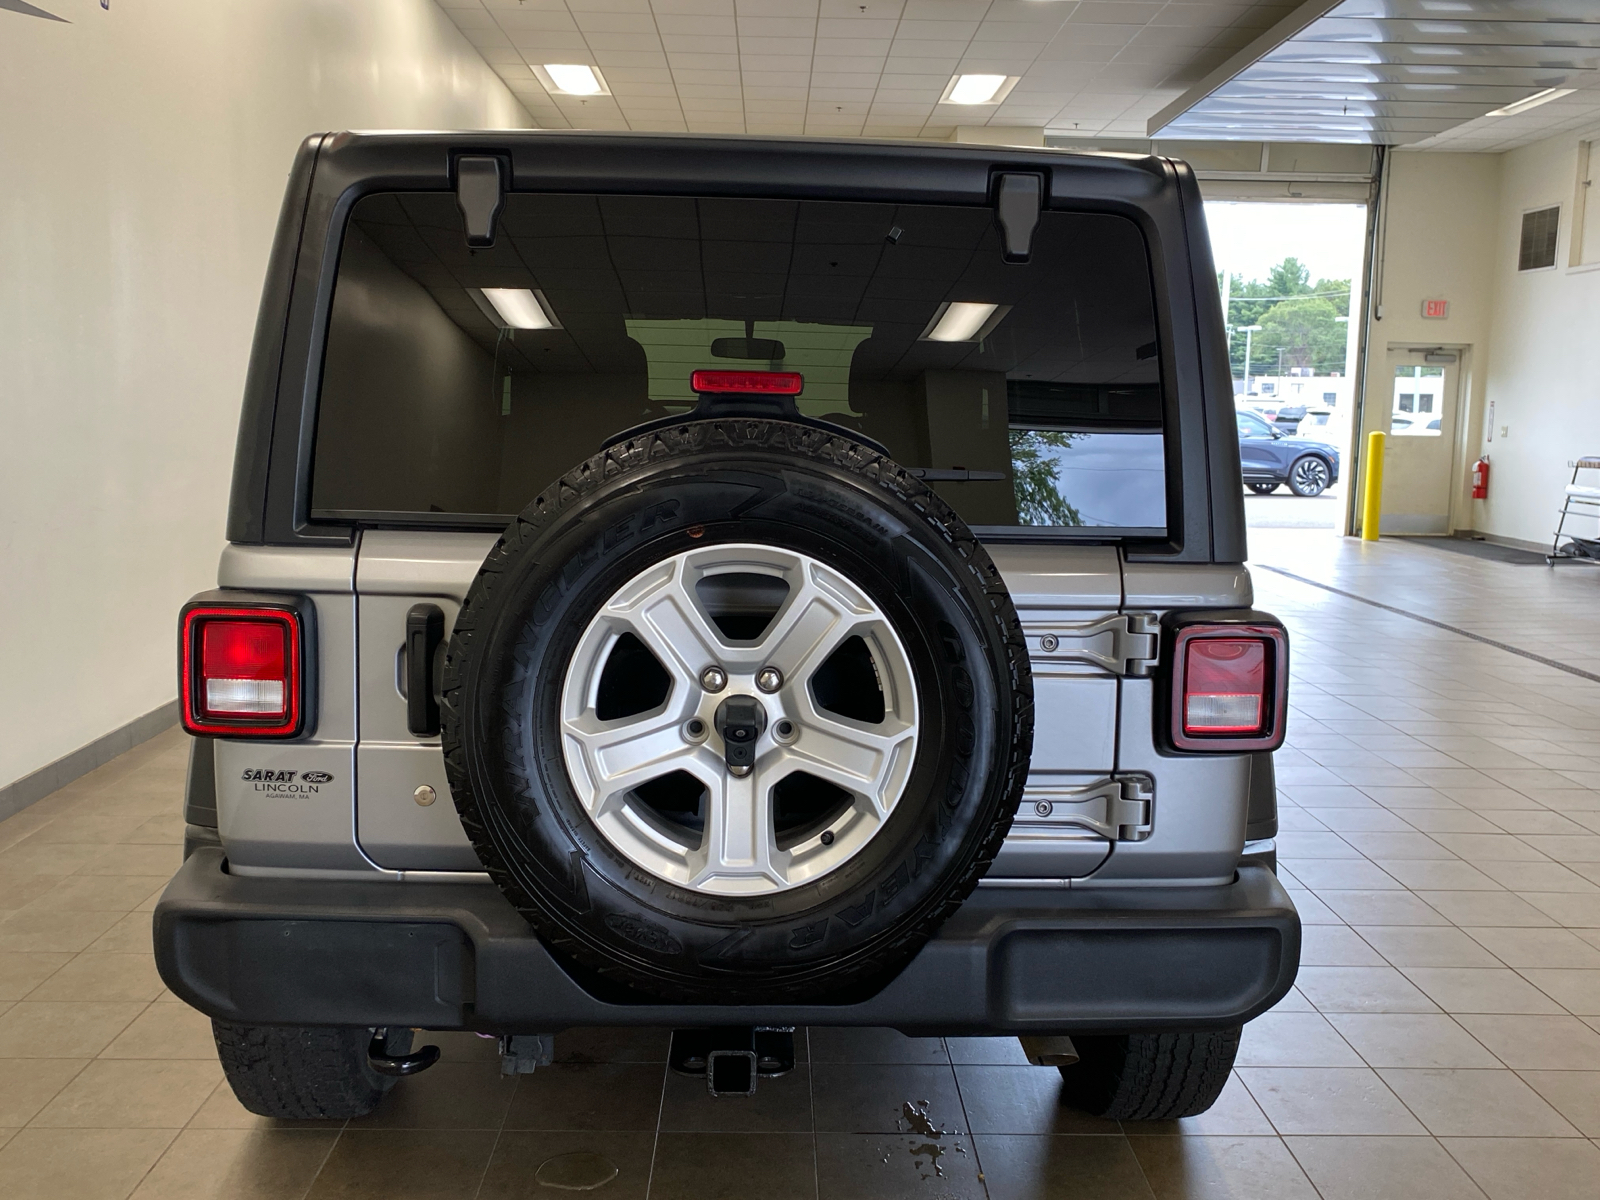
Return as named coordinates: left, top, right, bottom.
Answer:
left=1203, top=202, right=1368, bottom=286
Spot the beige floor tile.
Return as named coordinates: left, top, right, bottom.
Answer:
left=1285, top=1135, right=1486, bottom=1200
left=1518, top=1071, right=1600, bottom=1137
left=1300, top=925, right=1385, bottom=967
left=19, top=875, right=171, bottom=914
left=1356, top=926, right=1503, bottom=968
left=0, top=874, right=60, bottom=912
left=1379, top=1068, right=1580, bottom=1136
left=1467, top=1010, right=1600, bottom=1070
left=1428, top=833, right=1550, bottom=862
left=1521, top=968, right=1600, bottom=1015
left=1236, top=1012, right=1362, bottom=1067
left=82, top=911, right=156, bottom=954
left=1373, top=859, right=1503, bottom=891
left=1279, top=859, right=1403, bottom=890
left=31, top=1058, right=221, bottom=1128
left=1128, top=1134, right=1318, bottom=1200
left=1325, top=1014, right=1500, bottom=1069
left=26, top=815, right=152, bottom=846
left=0, top=952, right=71, bottom=1001
left=1415, top=890, right=1559, bottom=927
left=1302, top=807, right=1412, bottom=832
left=0, top=1001, right=145, bottom=1057
left=0, top=841, right=114, bottom=876
left=349, top=1063, right=516, bottom=1131
left=1442, top=1134, right=1600, bottom=1200
left=1276, top=832, right=1363, bottom=859
left=1525, top=892, right=1600, bottom=927
left=1341, top=831, right=1457, bottom=860
left=129, top=1126, right=340, bottom=1200
left=1294, top=966, right=1440, bottom=1013
left=99, top=1001, right=217, bottom=1059
left=0, top=1060, right=88, bottom=1127
left=304, top=1128, right=499, bottom=1199
left=1399, top=809, right=1503, bottom=834
left=185, top=1079, right=340, bottom=1132
left=0, top=1127, right=176, bottom=1200
left=75, top=844, right=182, bottom=878
left=25, top=953, right=163, bottom=1003
left=1283, top=889, right=1342, bottom=925
left=967, top=1133, right=1150, bottom=1200
left=1401, top=968, right=1566, bottom=1015
left=1316, top=891, right=1451, bottom=926
left=1467, top=927, right=1600, bottom=969
left=1235, top=1067, right=1424, bottom=1135
left=0, top=908, right=122, bottom=954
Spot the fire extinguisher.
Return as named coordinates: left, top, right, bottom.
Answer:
left=1472, top=455, right=1490, bottom=500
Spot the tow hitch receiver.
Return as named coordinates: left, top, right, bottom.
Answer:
left=670, top=1026, right=795, bottom=1096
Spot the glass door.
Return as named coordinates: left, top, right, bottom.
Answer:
left=1378, top=348, right=1461, bottom=534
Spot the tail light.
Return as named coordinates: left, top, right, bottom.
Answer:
left=1167, top=616, right=1287, bottom=752
left=180, top=593, right=315, bottom=738
left=691, top=369, right=804, bottom=395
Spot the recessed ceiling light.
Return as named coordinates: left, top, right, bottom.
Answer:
left=478, top=288, right=555, bottom=330
left=922, top=302, right=1002, bottom=342
left=533, top=63, right=608, bottom=96
left=942, top=74, right=1017, bottom=106
left=1487, top=87, right=1574, bottom=116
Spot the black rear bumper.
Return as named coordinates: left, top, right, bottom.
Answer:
left=154, top=848, right=1299, bottom=1036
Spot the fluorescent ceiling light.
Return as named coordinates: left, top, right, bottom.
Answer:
left=534, top=63, right=608, bottom=96
left=1487, top=87, right=1574, bottom=117
left=949, top=74, right=1007, bottom=105
left=480, top=288, right=554, bottom=330
left=924, top=302, right=1000, bottom=342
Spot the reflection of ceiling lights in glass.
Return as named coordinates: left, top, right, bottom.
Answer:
left=538, top=63, right=606, bottom=95
left=479, top=289, right=554, bottom=330
left=1487, top=87, right=1574, bottom=117
left=924, top=302, right=999, bottom=342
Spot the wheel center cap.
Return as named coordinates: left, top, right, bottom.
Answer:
left=713, top=694, right=768, bottom=774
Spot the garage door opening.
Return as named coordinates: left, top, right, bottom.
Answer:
left=1205, top=202, right=1368, bottom=532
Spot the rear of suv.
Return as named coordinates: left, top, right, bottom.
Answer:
left=156, top=131, right=1298, bottom=1123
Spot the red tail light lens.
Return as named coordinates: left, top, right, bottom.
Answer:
left=690, top=369, right=804, bottom=395
left=181, top=606, right=303, bottom=737
left=1184, top=639, right=1266, bottom=734
left=1170, top=623, right=1287, bottom=751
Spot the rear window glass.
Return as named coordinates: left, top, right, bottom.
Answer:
left=311, top=193, right=1166, bottom=535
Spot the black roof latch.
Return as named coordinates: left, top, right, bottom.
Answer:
left=456, top=155, right=505, bottom=248
left=995, top=172, right=1042, bottom=263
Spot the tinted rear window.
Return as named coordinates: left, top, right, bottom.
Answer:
left=311, top=193, right=1166, bottom=535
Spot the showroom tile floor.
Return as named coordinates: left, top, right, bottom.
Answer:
left=2, top=531, right=1600, bottom=1198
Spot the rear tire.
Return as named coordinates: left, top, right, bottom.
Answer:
left=1057, top=1028, right=1240, bottom=1120
left=212, top=1022, right=411, bottom=1120
left=1286, top=456, right=1330, bottom=497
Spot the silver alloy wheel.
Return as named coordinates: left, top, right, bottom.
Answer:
left=1289, top=456, right=1330, bottom=496
left=559, top=544, right=919, bottom=897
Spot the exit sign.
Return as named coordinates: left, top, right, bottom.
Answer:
left=1422, top=299, right=1449, bottom=319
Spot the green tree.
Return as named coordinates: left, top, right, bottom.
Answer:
left=1252, top=295, right=1347, bottom=374
left=1221, top=257, right=1350, bottom=379
left=1010, top=430, right=1083, bottom=526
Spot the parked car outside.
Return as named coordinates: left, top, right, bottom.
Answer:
left=1236, top=406, right=1341, bottom=496
left=1295, top=407, right=1334, bottom=438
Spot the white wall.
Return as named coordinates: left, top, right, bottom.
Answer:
left=0, top=0, right=530, bottom=790
left=1475, top=134, right=1600, bottom=548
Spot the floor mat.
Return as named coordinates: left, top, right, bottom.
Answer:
left=1393, top=536, right=1551, bottom=565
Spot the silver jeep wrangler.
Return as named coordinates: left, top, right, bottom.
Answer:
left=155, top=131, right=1297, bottom=1122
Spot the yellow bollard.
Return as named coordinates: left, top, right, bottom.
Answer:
left=1361, top=429, right=1386, bottom=541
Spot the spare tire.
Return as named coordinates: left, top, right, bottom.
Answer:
left=441, top=419, right=1031, bottom=1004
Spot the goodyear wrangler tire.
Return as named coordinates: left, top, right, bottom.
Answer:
left=441, top=418, right=1031, bottom=1004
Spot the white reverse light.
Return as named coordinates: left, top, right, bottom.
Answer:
left=946, top=74, right=1009, bottom=105
left=543, top=63, right=605, bottom=95
left=1487, top=87, right=1574, bottom=117
left=923, top=302, right=1000, bottom=342
left=480, top=288, right=555, bottom=330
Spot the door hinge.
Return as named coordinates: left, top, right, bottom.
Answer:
left=1028, top=613, right=1160, bottom=677
left=1019, top=774, right=1154, bottom=842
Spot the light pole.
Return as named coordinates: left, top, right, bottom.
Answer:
left=1238, top=325, right=1262, bottom=395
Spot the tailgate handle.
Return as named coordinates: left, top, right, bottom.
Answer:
left=455, top=155, right=505, bottom=247
left=406, top=604, right=445, bottom=737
